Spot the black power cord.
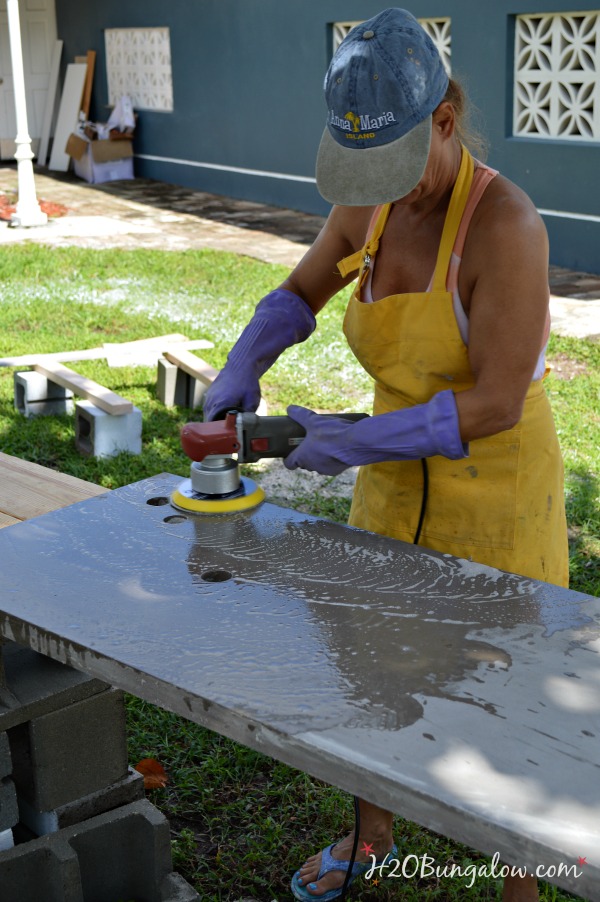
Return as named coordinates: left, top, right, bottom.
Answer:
left=338, top=460, right=429, bottom=900
left=414, top=458, right=429, bottom=546
left=337, top=796, right=361, bottom=901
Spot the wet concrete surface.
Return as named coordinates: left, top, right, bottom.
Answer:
left=0, top=164, right=598, bottom=339
left=0, top=474, right=598, bottom=898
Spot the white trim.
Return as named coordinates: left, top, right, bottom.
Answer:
left=136, top=153, right=317, bottom=184
left=538, top=207, right=600, bottom=224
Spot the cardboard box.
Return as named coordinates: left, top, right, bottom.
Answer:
left=66, top=133, right=134, bottom=185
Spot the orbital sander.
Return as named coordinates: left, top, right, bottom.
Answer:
left=171, top=410, right=366, bottom=514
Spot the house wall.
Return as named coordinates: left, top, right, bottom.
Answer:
left=55, top=0, right=600, bottom=272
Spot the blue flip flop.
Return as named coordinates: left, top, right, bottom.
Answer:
left=290, top=842, right=397, bottom=901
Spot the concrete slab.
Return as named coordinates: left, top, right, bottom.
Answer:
left=0, top=475, right=598, bottom=898
left=550, top=295, right=600, bottom=340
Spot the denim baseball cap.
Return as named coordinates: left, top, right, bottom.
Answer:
left=316, top=8, right=449, bottom=205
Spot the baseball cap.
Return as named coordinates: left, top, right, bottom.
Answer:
left=316, top=8, right=449, bottom=206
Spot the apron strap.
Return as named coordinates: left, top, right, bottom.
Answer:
left=338, top=145, right=474, bottom=287
left=337, top=203, right=393, bottom=278
left=431, top=146, right=475, bottom=293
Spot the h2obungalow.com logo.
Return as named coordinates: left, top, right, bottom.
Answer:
left=363, top=848, right=588, bottom=889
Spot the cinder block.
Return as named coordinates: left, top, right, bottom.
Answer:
left=157, top=358, right=206, bottom=409
left=161, top=872, right=201, bottom=900
left=0, top=799, right=173, bottom=902
left=157, top=357, right=188, bottom=407
left=18, top=767, right=144, bottom=835
left=0, top=834, right=82, bottom=902
left=0, top=778, right=18, bottom=831
left=0, top=827, right=14, bottom=852
left=71, top=800, right=173, bottom=902
left=75, top=399, right=142, bottom=457
left=8, top=688, right=128, bottom=811
left=0, top=732, right=11, bottom=779
left=0, top=642, right=108, bottom=732
left=14, top=371, right=74, bottom=417
left=188, top=376, right=207, bottom=409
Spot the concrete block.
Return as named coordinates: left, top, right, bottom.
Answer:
left=0, top=799, right=174, bottom=902
left=157, top=357, right=188, bottom=407
left=75, top=399, right=142, bottom=457
left=156, top=357, right=206, bottom=409
left=8, top=688, right=128, bottom=811
left=0, top=835, right=82, bottom=902
left=0, top=827, right=14, bottom=851
left=0, top=642, right=108, bottom=732
left=188, top=376, right=207, bottom=409
left=18, top=767, right=144, bottom=835
left=0, top=777, right=18, bottom=831
left=14, top=371, right=74, bottom=417
left=71, top=800, right=173, bottom=902
left=161, top=872, right=200, bottom=900
left=0, top=732, right=11, bottom=779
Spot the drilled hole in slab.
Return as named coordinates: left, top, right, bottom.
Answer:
left=146, top=496, right=169, bottom=506
left=164, top=515, right=187, bottom=524
left=201, top=569, right=233, bottom=582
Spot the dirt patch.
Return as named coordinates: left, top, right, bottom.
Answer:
left=0, top=193, right=69, bottom=220
left=547, top=354, right=590, bottom=380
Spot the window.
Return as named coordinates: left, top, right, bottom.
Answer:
left=514, top=11, right=600, bottom=141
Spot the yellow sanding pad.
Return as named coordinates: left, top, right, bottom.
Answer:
left=170, top=476, right=265, bottom=515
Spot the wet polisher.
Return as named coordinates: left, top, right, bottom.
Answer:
left=171, top=410, right=366, bottom=514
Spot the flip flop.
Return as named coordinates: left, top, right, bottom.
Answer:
left=290, top=842, right=398, bottom=901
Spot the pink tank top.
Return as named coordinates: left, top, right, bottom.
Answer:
left=363, top=161, right=549, bottom=381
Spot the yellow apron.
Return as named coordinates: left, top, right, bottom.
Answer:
left=340, top=148, right=569, bottom=587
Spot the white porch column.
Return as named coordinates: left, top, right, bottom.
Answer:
left=6, top=0, right=47, bottom=227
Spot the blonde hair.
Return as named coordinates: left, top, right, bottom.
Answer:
left=443, top=78, right=489, bottom=162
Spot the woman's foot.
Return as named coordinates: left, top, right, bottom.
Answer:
left=502, top=874, right=539, bottom=901
left=294, top=830, right=394, bottom=898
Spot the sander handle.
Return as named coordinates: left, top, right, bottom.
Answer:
left=237, top=412, right=368, bottom=463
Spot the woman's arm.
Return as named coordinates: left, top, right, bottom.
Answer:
left=279, top=204, right=373, bottom=314
left=455, top=177, right=551, bottom=442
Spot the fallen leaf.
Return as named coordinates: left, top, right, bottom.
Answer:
left=134, top=757, right=169, bottom=789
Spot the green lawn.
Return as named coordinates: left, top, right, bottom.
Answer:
left=0, top=244, right=597, bottom=901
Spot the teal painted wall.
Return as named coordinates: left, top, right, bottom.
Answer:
left=55, top=1, right=600, bottom=272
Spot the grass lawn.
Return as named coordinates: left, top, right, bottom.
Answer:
left=0, top=244, right=597, bottom=901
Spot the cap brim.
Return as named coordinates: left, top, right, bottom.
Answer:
left=315, top=116, right=432, bottom=206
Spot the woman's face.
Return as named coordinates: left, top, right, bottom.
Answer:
left=392, top=106, right=457, bottom=205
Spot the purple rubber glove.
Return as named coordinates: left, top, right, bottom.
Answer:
left=203, top=288, right=316, bottom=421
left=284, top=390, right=468, bottom=475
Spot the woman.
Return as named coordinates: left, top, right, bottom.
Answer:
left=203, top=9, right=568, bottom=901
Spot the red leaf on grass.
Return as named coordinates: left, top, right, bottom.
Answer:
left=134, top=757, right=169, bottom=789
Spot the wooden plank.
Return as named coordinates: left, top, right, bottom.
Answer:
left=80, top=50, right=96, bottom=120
left=0, top=511, right=20, bottom=529
left=48, top=63, right=87, bottom=172
left=0, top=452, right=106, bottom=521
left=104, top=338, right=213, bottom=367
left=0, top=335, right=214, bottom=368
left=163, top=350, right=219, bottom=386
left=33, top=361, right=133, bottom=415
left=38, top=39, right=63, bottom=168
